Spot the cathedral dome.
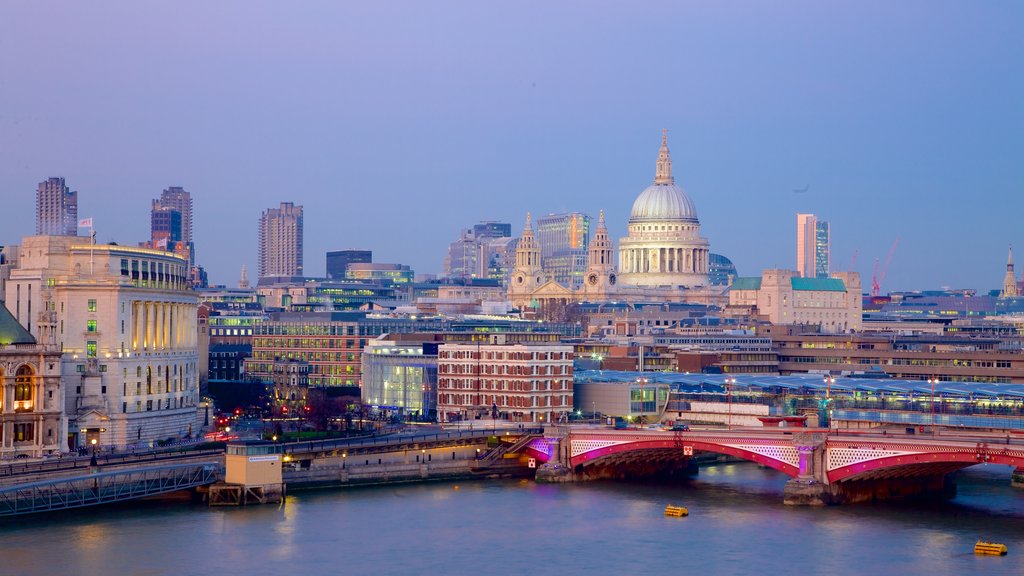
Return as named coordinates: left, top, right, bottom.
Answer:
left=628, top=130, right=698, bottom=223
left=630, top=183, right=698, bottom=222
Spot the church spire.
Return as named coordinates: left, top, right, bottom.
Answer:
left=1003, top=245, right=1018, bottom=297
left=654, top=129, right=674, bottom=185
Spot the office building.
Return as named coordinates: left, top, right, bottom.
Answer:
left=537, top=212, right=590, bottom=290
left=797, top=213, right=829, bottom=279
left=258, top=202, right=304, bottom=281
left=35, top=177, right=78, bottom=236
left=5, top=235, right=200, bottom=449
left=326, top=250, right=372, bottom=280
left=729, top=269, right=862, bottom=332
left=436, top=336, right=573, bottom=424
left=444, top=222, right=512, bottom=281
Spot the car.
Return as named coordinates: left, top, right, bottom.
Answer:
left=671, top=423, right=690, bottom=432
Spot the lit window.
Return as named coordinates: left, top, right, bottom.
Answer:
left=87, top=320, right=97, bottom=332
left=86, top=340, right=97, bottom=357
left=87, top=299, right=97, bottom=312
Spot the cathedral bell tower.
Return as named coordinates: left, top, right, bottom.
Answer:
left=508, top=213, right=545, bottom=307
left=583, top=210, right=617, bottom=297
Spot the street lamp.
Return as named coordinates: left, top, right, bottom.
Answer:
left=89, top=438, right=98, bottom=467
left=725, top=377, right=736, bottom=428
left=823, top=376, right=835, bottom=429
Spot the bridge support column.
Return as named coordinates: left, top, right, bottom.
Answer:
left=1012, top=467, right=1024, bottom=489
left=535, top=436, right=574, bottom=483
left=784, top=444, right=833, bottom=506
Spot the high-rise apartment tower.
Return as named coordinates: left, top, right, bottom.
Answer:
left=35, top=177, right=78, bottom=236
left=258, top=202, right=304, bottom=280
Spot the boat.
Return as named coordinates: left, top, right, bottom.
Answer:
left=974, top=541, right=1007, bottom=556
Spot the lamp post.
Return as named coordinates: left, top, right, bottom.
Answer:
left=725, top=377, right=736, bottom=428
left=89, top=438, right=98, bottom=467
left=592, top=401, right=597, bottom=424
left=823, top=376, right=835, bottom=429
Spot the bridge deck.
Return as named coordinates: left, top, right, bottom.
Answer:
left=0, top=463, right=220, bottom=517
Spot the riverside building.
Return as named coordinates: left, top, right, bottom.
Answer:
left=0, top=302, right=64, bottom=457
left=5, top=236, right=200, bottom=449
left=437, top=335, right=573, bottom=424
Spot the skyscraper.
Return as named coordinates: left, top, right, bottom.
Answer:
left=151, top=187, right=194, bottom=266
left=797, top=213, right=829, bottom=279
left=156, top=187, right=193, bottom=244
left=35, top=177, right=78, bottom=236
left=536, top=212, right=590, bottom=289
left=258, top=202, right=304, bottom=280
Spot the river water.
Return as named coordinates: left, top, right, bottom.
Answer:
left=4, top=463, right=1023, bottom=576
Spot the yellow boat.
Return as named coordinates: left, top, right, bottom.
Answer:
left=974, top=541, right=1007, bottom=556
left=664, top=505, right=688, bottom=517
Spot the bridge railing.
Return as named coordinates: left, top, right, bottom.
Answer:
left=281, top=427, right=545, bottom=455
left=0, top=448, right=224, bottom=480
left=0, top=463, right=220, bottom=517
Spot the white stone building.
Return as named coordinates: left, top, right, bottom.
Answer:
left=0, top=302, right=64, bottom=458
left=5, top=236, right=200, bottom=450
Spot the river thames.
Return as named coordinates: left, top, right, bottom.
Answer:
left=4, top=463, right=1023, bottom=576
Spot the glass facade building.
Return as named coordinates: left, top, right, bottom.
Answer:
left=361, top=340, right=439, bottom=419
left=536, top=212, right=591, bottom=290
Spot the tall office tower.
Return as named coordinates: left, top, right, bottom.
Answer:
left=156, top=187, right=193, bottom=244
left=151, top=206, right=183, bottom=244
left=258, top=202, right=304, bottom=280
left=536, top=212, right=590, bottom=289
left=35, top=177, right=78, bottom=236
left=326, top=250, right=372, bottom=280
left=151, top=187, right=194, bottom=265
left=797, top=213, right=830, bottom=279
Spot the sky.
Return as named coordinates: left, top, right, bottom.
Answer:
left=1, top=1, right=1021, bottom=292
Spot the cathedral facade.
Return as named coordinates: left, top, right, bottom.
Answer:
left=508, top=132, right=725, bottom=316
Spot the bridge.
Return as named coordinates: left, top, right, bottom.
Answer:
left=0, top=463, right=220, bottom=516
left=524, top=427, right=1024, bottom=504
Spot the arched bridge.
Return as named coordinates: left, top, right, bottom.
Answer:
left=524, top=428, right=1024, bottom=503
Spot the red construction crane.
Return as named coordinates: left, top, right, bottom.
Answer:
left=871, top=238, right=900, bottom=296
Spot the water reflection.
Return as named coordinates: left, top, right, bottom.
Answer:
left=1, top=463, right=1021, bottom=576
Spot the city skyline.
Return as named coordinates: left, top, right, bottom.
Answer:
left=1, top=2, right=1021, bottom=291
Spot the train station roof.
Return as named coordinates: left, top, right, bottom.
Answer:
left=574, top=370, right=1024, bottom=399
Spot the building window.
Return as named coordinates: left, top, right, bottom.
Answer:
left=14, top=423, right=34, bottom=442
left=87, top=320, right=98, bottom=332
left=87, top=299, right=97, bottom=312
left=87, top=340, right=97, bottom=357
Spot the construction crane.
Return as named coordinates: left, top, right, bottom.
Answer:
left=871, top=238, right=900, bottom=297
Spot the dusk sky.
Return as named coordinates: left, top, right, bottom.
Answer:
left=1, top=1, right=1021, bottom=292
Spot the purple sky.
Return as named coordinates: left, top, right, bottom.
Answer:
left=1, top=1, right=1021, bottom=292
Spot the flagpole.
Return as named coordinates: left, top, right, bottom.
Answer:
left=90, top=227, right=96, bottom=275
